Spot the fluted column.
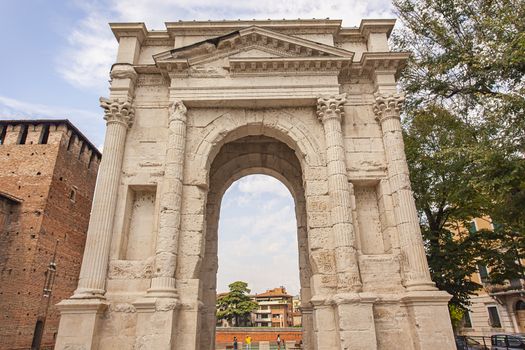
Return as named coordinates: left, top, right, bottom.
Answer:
left=147, top=100, right=187, bottom=298
left=317, top=94, right=362, bottom=292
left=73, top=97, right=134, bottom=299
left=373, top=92, right=435, bottom=290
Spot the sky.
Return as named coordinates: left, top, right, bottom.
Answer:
left=0, top=0, right=395, bottom=296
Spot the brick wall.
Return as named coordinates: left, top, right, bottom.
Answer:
left=0, top=121, right=100, bottom=350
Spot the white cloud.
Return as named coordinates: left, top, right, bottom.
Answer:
left=0, top=95, right=104, bottom=145
left=0, top=95, right=99, bottom=122
left=59, top=0, right=395, bottom=91
left=237, top=175, right=292, bottom=198
left=57, top=2, right=117, bottom=92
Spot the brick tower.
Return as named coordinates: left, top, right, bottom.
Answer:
left=0, top=120, right=101, bottom=349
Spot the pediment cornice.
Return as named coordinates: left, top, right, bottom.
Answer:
left=343, top=51, right=410, bottom=80
left=153, top=26, right=354, bottom=76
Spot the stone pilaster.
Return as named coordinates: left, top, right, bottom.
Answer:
left=316, top=94, right=362, bottom=292
left=301, top=304, right=314, bottom=350
left=147, top=100, right=187, bottom=298
left=72, top=97, right=134, bottom=299
left=373, top=92, right=435, bottom=291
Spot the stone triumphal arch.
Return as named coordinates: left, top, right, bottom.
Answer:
left=55, top=19, right=456, bottom=349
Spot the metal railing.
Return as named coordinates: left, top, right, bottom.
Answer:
left=456, top=334, right=525, bottom=350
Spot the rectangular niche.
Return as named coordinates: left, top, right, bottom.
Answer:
left=355, top=184, right=391, bottom=255
left=122, top=185, right=157, bottom=260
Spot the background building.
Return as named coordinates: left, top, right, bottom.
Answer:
left=457, top=217, right=525, bottom=337
left=0, top=120, right=100, bottom=349
left=292, top=295, right=302, bottom=327
left=252, top=287, right=293, bottom=328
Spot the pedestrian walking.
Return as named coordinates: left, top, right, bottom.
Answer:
left=245, top=335, right=252, bottom=350
left=233, top=336, right=238, bottom=350
left=277, top=334, right=281, bottom=350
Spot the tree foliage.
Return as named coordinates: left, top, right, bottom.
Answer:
left=393, top=0, right=525, bottom=309
left=216, top=281, right=258, bottom=327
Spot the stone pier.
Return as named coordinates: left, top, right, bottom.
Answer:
left=55, top=18, right=456, bottom=350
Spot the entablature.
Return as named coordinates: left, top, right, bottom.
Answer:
left=153, top=26, right=354, bottom=77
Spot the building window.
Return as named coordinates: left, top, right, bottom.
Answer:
left=488, top=306, right=502, bottom=328
left=463, top=311, right=473, bottom=328
left=469, top=220, right=477, bottom=234
left=478, top=264, right=489, bottom=283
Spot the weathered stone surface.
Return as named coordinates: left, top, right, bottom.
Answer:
left=54, top=19, right=456, bottom=350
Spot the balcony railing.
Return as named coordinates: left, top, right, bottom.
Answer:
left=485, top=278, right=524, bottom=294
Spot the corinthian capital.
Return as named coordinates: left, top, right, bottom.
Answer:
left=100, top=97, right=134, bottom=127
left=317, top=94, right=346, bottom=123
left=168, top=99, right=187, bottom=123
left=373, top=93, right=405, bottom=122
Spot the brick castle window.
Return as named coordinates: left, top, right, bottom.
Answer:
left=67, top=134, right=76, bottom=151
left=39, top=125, right=50, bottom=144
left=18, top=125, right=28, bottom=144
left=78, top=143, right=86, bottom=159
left=69, top=187, right=78, bottom=202
left=0, top=126, right=6, bottom=145
left=88, top=154, right=95, bottom=169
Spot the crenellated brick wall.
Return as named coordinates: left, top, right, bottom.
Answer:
left=0, top=120, right=100, bottom=350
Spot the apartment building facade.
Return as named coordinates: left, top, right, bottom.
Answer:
left=252, top=287, right=293, bottom=328
left=458, top=218, right=525, bottom=337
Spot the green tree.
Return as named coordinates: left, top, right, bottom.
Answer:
left=393, top=0, right=525, bottom=148
left=216, top=281, right=258, bottom=327
left=393, top=0, right=525, bottom=309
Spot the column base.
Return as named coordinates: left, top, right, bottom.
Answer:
left=402, top=290, right=456, bottom=350
left=133, top=297, right=180, bottom=349
left=54, top=298, right=108, bottom=350
left=404, top=279, right=437, bottom=291
left=334, top=292, right=378, bottom=350
left=146, top=276, right=179, bottom=298
left=71, top=287, right=106, bottom=299
left=311, top=298, right=339, bottom=350
left=301, top=304, right=314, bottom=350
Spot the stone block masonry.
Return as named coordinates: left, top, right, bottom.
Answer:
left=55, top=18, right=456, bottom=350
left=0, top=120, right=100, bottom=350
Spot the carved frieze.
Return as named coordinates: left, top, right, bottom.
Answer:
left=136, top=74, right=168, bottom=87
left=154, top=26, right=354, bottom=76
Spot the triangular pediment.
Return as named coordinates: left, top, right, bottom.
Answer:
left=229, top=48, right=282, bottom=58
left=154, top=26, right=354, bottom=75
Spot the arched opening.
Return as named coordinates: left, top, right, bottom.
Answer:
left=217, top=174, right=299, bottom=297
left=198, top=135, right=313, bottom=350
left=216, top=174, right=299, bottom=330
